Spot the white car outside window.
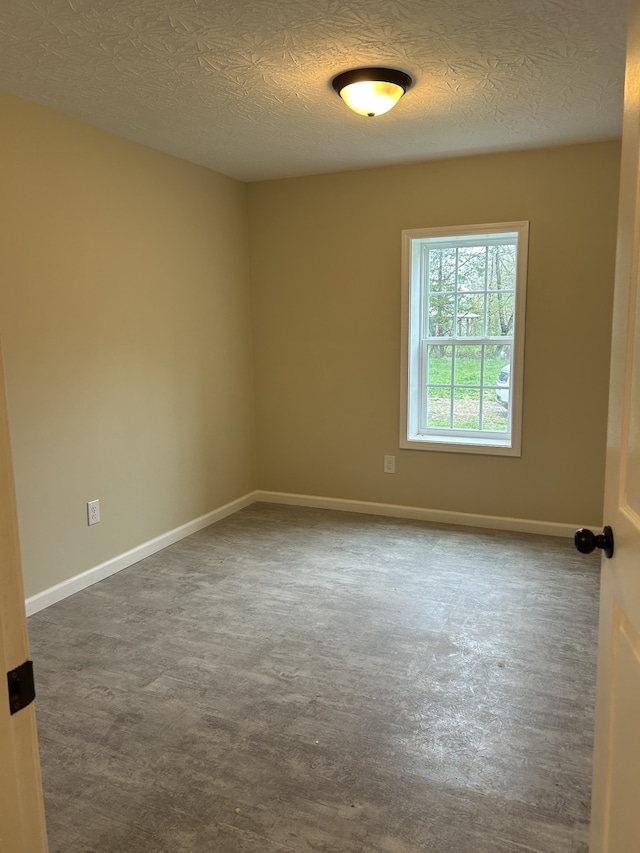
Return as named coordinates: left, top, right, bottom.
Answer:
left=496, top=363, right=510, bottom=409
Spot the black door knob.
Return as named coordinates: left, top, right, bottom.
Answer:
left=574, top=526, right=614, bottom=559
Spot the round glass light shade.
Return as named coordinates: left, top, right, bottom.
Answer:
left=331, top=68, right=413, bottom=117
left=338, top=80, right=404, bottom=117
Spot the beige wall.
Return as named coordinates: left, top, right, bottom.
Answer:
left=248, top=143, right=620, bottom=525
left=0, top=92, right=257, bottom=598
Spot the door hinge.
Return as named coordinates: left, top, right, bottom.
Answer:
left=7, top=660, right=35, bottom=715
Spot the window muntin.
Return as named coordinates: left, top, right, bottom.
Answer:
left=401, top=223, right=528, bottom=455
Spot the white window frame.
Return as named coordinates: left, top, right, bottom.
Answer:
left=400, top=221, right=528, bottom=456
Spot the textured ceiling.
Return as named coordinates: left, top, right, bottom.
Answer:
left=0, top=0, right=627, bottom=182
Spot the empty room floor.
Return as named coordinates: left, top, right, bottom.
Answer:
left=27, top=503, right=600, bottom=853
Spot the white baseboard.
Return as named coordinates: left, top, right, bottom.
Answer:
left=254, top=490, right=589, bottom=538
left=26, top=488, right=589, bottom=616
left=25, top=491, right=258, bottom=616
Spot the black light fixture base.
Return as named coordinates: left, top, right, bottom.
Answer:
left=331, top=67, right=413, bottom=95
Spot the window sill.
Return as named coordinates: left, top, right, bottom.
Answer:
left=400, top=433, right=521, bottom=457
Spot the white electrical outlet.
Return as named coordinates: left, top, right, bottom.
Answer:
left=383, top=455, right=396, bottom=474
left=87, top=499, right=100, bottom=526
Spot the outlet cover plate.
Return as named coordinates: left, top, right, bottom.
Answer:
left=87, top=499, right=100, bottom=525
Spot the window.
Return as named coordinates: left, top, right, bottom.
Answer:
left=401, top=222, right=528, bottom=456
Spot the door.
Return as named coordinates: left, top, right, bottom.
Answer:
left=589, top=0, right=640, bottom=849
left=0, top=339, right=48, bottom=851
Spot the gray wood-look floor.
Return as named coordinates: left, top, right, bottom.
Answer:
left=27, top=503, right=600, bottom=853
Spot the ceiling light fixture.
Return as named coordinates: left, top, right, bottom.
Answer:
left=331, top=67, right=413, bottom=117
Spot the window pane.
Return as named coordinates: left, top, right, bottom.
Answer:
left=487, top=293, right=515, bottom=337
left=453, top=396, right=480, bottom=430
left=427, top=294, right=455, bottom=338
left=454, top=345, right=482, bottom=386
left=428, top=248, right=456, bottom=292
left=493, top=349, right=512, bottom=414
left=457, top=245, right=487, bottom=291
left=427, top=346, right=452, bottom=386
left=482, top=390, right=509, bottom=432
left=426, top=389, right=452, bottom=428
left=488, top=244, right=517, bottom=290
left=484, top=345, right=511, bottom=386
left=456, top=294, right=483, bottom=337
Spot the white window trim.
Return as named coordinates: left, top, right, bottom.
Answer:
left=400, top=221, right=529, bottom=457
